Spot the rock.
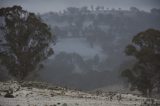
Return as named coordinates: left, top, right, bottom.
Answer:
left=4, top=88, right=14, bottom=98
left=4, top=93, right=14, bottom=98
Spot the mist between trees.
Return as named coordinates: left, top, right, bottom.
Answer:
left=0, top=6, right=160, bottom=97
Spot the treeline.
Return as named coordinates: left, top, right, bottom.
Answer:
left=41, top=6, right=160, bottom=72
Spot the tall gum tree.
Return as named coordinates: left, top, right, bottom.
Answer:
left=0, top=6, right=55, bottom=80
left=121, top=29, right=160, bottom=97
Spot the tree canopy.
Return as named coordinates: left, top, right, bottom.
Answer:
left=0, top=6, right=55, bottom=80
left=121, top=29, right=160, bottom=96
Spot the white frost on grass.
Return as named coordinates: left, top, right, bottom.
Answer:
left=0, top=81, right=160, bottom=106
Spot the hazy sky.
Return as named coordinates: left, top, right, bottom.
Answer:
left=0, top=0, right=160, bottom=13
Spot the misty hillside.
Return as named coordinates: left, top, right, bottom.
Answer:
left=38, top=7, right=160, bottom=90
left=1, top=1, right=160, bottom=105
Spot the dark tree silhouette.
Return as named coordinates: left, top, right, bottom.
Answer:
left=0, top=6, right=55, bottom=80
left=121, top=29, right=160, bottom=97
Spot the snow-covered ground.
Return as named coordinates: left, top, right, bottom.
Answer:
left=0, top=81, right=160, bottom=106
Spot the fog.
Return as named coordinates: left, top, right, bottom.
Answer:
left=0, top=0, right=160, bottom=90
left=1, top=0, right=160, bottom=13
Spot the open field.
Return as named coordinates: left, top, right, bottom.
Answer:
left=0, top=81, right=160, bottom=106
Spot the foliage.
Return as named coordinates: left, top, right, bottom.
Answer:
left=43, top=7, right=160, bottom=71
left=121, top=29, right=160, bottom=96
left=0, top=6, right=55, bottom=80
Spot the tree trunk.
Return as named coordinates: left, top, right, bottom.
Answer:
left=147, top=88, right=152, bottom=98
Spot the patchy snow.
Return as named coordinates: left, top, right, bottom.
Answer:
left=0, top=81, right=160, bottom=106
